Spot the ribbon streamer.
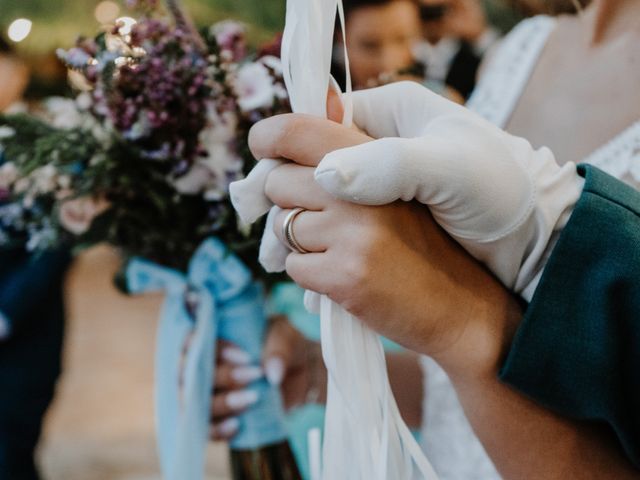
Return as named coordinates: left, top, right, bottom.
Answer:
left=280, top=1, right=439, bottom=478
left=127, top=238, right=288, bottom=480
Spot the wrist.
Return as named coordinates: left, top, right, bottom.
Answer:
left=431, top=277, right=523, bottom=384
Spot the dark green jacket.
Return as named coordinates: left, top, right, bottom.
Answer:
left=500, top=164, right=640, bottom=469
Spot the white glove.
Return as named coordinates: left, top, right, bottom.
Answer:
left=313, top=82, right=584, bottom=299
left=231, top=81, right=585, bottom=301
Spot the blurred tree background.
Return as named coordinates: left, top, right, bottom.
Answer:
left=0, top=0, right=520, bottom=54
left=0, top=0, right=520, bottom=98
left=0, top=0, right=286, bottom=54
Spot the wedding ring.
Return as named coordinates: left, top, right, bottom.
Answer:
left=282, top=207, right=310, bottom=254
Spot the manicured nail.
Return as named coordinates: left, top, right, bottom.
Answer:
left=265, top=357, right=285, bottom=386
left=222, top=347, right=252, bottom=365
left=226, top=389, right=259, bottom=410
left=215, top=417, right=240, bottom=437
left=231, top=366, right=263, bottom=384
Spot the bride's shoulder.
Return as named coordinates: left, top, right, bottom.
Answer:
left=480, top=15, right=556, bottom=79
left=467, top=15, right=556, bottom=125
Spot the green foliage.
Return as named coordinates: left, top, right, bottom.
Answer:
left=1, top=115, right=98, bottom=177
left=0, top=0, right=286, bottom=53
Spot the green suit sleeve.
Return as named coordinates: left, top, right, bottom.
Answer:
left=500, top=164, right=640, bottom=469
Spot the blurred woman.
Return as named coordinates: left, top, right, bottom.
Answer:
left=0, top=35, right=72, bottom=480
left=331, top=0, right=423, bottom=89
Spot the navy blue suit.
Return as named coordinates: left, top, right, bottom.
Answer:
left=0, top=248, right=71, bottom=480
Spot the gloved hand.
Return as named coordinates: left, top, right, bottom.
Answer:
left=314, top=82, right=584, bottom=298
left=232, top=81, right=585, bottom=300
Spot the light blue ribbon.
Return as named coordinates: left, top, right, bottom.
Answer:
left=127, top=238, right=288, bottom=480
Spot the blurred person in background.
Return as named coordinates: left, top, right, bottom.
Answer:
left=331, top=0, right=423, bottom=89
left=0, top=36, right=29, bottom=111
left=0, top=33, right=72, bottom=480
left=415, top=0, right=500, bottom=99
left=512, top=0, right=590, bottom=15
left=331, top=0, right=467, bottom=102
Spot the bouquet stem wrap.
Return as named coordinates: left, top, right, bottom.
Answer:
left=127, top=238, right=288, bottom=480
left=280, top=1, right=438, bottom=478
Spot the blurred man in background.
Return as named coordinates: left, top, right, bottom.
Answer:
left=415, top=0, right=500, bottom=99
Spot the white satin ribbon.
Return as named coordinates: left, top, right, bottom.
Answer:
left=231, top=1, right=440, bottom=478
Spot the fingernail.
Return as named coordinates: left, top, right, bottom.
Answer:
left=265, top=357, right=285, bottom=386
left=231, top=366, right=263, bottom=384
left=215, top=417, right=240, bottom=437
left=226, top=389, right=260, bottom=410
left=222, top=347, right=252, bottom=365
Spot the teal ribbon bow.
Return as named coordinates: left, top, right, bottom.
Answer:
left=127, top=238, right=288, bottom=480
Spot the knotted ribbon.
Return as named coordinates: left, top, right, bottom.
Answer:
left=230, top=1, right=439, bottom=478
left=127, top=237, right=288, bottom=480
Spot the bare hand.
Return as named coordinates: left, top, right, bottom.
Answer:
left=209, top=318, right=324, bottom=441
left=250, top=113, right=521, bottom=376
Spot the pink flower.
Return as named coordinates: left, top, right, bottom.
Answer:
left=59, top=196, right=110, bottom=235
left=212, top=21, right=246, bottom=61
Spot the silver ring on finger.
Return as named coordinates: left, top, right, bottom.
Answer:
left=282, top=207, right=310, bottom=254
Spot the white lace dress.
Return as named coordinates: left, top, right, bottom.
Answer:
left=420, top=15, right=640, bottom=480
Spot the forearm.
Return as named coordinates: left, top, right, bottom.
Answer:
left=438, top=283, right=638, bottom=479
left=452, top=373, right=638, bottom=479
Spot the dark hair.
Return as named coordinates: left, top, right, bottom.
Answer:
left=342, top=0, right=417, bottom=17
left=0, top=34, right=14, bottom=54
left=508, top=0, right=591, bottom=16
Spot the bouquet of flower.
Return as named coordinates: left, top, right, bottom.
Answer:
left=0, top=0, right=289, bottom=274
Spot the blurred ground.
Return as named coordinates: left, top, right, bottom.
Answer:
left=37, top=245, right=230, bottom=480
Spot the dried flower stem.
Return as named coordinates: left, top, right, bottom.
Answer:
left=164, top=0, right=207, bottom=51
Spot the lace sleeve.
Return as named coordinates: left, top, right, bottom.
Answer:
left=466, top=16, right=556, bottom=128
left=582, top=122, right=640, bottom=192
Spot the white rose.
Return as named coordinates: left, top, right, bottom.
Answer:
left=45, top=97, right=84, bottom=129
left=234, top=63, right=275, bottom=112
left=274, top=83, right=289, bottom=100
left=260, top=55, right=283, bottom=75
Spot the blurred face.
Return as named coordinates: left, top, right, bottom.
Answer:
left=509, top=0, right=587, bottom=14
left=344, top=1, right=421, bottom=88
left=419, top=0, right=452, bottom=43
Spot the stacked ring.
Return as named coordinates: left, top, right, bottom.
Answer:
left=282, top=207, right=310, bottom=254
